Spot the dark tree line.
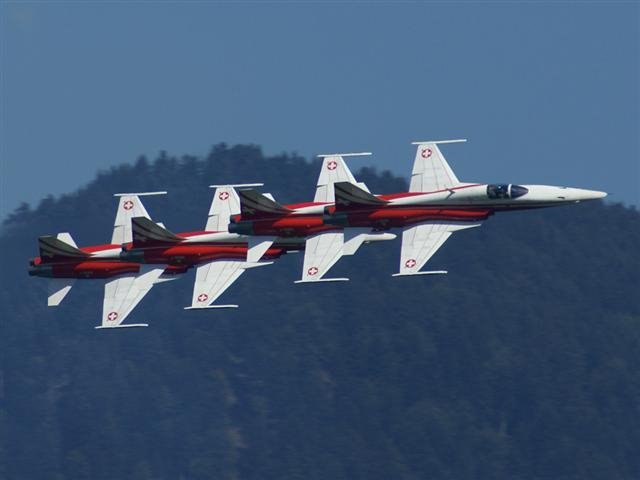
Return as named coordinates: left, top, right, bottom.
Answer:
left=1, top=144, right=639, bottom=479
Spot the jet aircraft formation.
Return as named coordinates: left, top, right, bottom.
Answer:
left=29, top=140, right=607, bottom=329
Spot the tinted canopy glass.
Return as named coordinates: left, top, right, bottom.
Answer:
left=487, top=184, right=510, bottom=199
left=510, top=184, right=529, bottom=198
left=486, top=184, right=529, bottom=200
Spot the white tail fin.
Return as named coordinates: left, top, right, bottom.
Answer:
left=409, top=139, right=466, bottom=193
left=112, top=192, right=167, bottom=244
left=206, top=184, right=263, bottom=232
left=47, top=278, right=75, bottom=306
left=315, top=152, right=372, bottom=203
left=56, top=232, right=78, bottom=248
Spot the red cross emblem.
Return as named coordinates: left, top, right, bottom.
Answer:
left=421, top=148, right=433, bottom=159
left=405, top=258, right=417, bottom=269
left=197, top=293, right=208, bottom=302
left=218, top=191, right=230, bottom=201
left=327, top=160, right=338, bottom=171
left=123, top=200, right=134, bottom=210
left=107, top=311, right=118, bottom=321
left=307, top=266, right=319, bottom=276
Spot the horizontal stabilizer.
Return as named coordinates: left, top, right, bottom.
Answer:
left=343, top=228, right=396, bottom=256
left=132, top=217, right=182, bottom=245
left=47, top=278, right=75, bottom=306
left=238, top=189, right=292, bottom=219
left=39, top=235, right=88, bottom=261
left=333, top=182, right=387, bottom=210
left=247, top=237, right=276, bottom=263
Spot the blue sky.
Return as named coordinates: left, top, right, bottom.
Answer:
left=1, top=2, right=638, bottom=217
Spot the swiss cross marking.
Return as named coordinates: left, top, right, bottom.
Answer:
left=107, top=311, right=118, bottom=321
left=327, top=160, right=338, bottom=171
left=218, top=191, right=230, bottom=201
left=421, top=148, right=433, bottom=159
left=197, top=293, right=209, bottom=302
left=123, top=200, right=134, bottom=210
left=307, top=266, right=319, bottom=276
left=405, top=258, right=417, bottom=269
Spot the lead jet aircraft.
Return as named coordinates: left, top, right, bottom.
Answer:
left=28, top=192, right=172, bottom=329
left=228, top=153, right=395, bottom=283
left=322, top=139, right=607, bottom=276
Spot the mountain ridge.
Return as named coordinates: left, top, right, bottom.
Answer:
left=2, top=143, right=638, bottom=480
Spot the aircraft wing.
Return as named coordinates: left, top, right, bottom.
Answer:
left=295, top=231, right=349, bottom=283
left=394, top=221, right=482, bottom=276
left=186, top=260, right=270, bottom=309
left=112, top=192, right=167, bottom=244
left=409, top=140, right=465, bottom=193
left=206, top=184, right=263, bottom=232
left=97, top=266, right=166, bottom=329
left=314, top=152, right=372, bottom=203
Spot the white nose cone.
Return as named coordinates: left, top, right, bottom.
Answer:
left=569, top=188, right=608, bottom=201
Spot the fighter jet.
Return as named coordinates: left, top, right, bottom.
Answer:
left=28, top=192, right=172, bottom=328
left=322, top=139, right=607, bottom=276
left=228, top=153, right=395, bottom=283
left=119, top=184, right=305, bottom=310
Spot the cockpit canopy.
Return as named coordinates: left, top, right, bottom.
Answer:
left=486, top=184, right=529, bottom=200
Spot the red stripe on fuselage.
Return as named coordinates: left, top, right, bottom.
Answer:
left=45, top=261, right=141, bottom=279
left=378, top=184, right=484, bottom=201
left=136, top=244, right=288, bottom=265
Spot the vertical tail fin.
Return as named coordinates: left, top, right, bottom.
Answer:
left=236, top=189, right=292, bottom=219
left=333, top=182, right=387, bottom=211
left=131, top=217, right=182, bottom=246
left=206, top=184, right=263, bottom=232
left=314, top=152, right=372, bottom=203
left=39, top=233, right=88, bottom=261
left=112, top=192, right=167, bottom=244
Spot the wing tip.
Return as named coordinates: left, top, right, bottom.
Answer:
left=95, top=323, right=149, bottom=329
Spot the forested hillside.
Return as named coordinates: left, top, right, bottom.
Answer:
left=2, top=144, right=639, bottom=479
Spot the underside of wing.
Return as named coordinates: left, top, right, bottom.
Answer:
left=98, top=266, right=166, bottom=329
left=395, top=221, right=481, bottom=276
left=296, top=231, right=348, bottom=283
left=187, top=260, right=247, bottom=309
